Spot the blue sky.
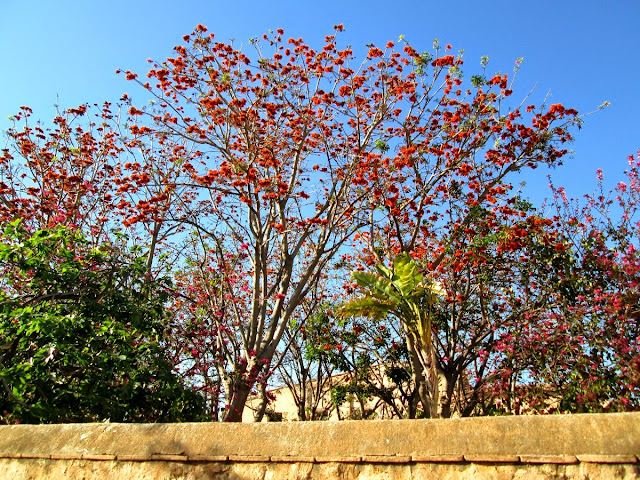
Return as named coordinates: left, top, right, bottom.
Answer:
left=1, top=0, right=638, bottom=205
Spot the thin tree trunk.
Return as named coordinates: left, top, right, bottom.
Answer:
left=253, top=383, right=269, bottom=422
left=439, top=370, right=457, bottom=418
left=409, top=329, right=442, bottom=418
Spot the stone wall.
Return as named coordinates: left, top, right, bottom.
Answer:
left=1, top=413, right=639, bottom=479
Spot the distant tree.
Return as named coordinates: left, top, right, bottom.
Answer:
left=275, top=302, right=339, bottom=421
left=311, top=306, right=420, bottom=419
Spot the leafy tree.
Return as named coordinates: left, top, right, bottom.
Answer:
left=274, top=303, right=339, bottom=421
left=0, top=221, right=204, bottom=423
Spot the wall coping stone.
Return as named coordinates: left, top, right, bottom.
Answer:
left=0, top=453, right=637, bottom=465
left=0, top=412, right=638, bottom=466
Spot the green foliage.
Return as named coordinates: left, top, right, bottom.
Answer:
left=338, top=292, right=394, bottom=321
left=0, top=222, right=204, bottom=424
left=470, top=75, right=485, bottom=88
left=337, top=254, right=447, bottom=417
left=330, top=384, right=349, bottom=409
left=341, top=253, right=442, bottom=340
left=374, top=139, right=390, bottom=154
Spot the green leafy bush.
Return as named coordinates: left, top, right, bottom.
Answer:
left=0, top=221, right=204, bottom=423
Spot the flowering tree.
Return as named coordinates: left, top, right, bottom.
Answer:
left=0, top=101, right=192, bottom=279
left=164, top=232, right=255, bottom=420
left=500, top=154, right=640, bottom=413
left=429, top=204, right=571, bottom=416
left=117, top=25, right=581, bottom=420
left=0, top=105, right=122, bottom=239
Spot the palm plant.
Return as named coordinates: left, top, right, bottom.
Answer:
left=337, top=253, right=444, bottom=418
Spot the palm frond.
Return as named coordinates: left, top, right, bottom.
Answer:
left=337, top=297, right=394, bottom=320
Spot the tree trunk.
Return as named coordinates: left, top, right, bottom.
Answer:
left=439, top=370, right=457, bottom=418
left=408, top=386, right=420, bottom=419
left=223, top=382, right=252, bottom=422
left=404, top=331, right=434, bottom=417
left=406, top=328, right=442, bottom=418
left=421, top=347, right=440, bottom=419
left=223, top=360, right=266, bottom=422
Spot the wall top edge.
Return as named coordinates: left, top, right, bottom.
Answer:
left=0, top=413, right=638, bottom=458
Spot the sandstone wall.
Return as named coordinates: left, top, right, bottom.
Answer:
left=1, top=412, right=638, bottom=479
